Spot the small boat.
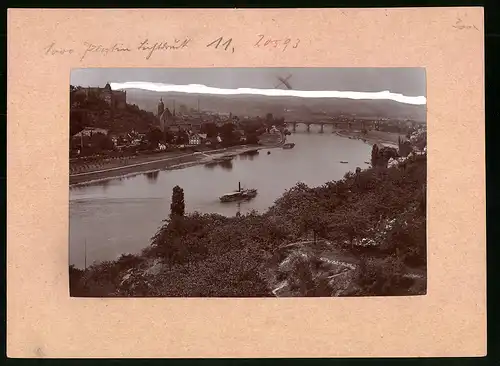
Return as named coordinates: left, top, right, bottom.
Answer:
left=282, top=143, right=296, bottom=149
left=241, top=149, right=259, bottom=155
left=340, top=161, right=348, bottom=164
left=218, top=155, right=234, bottom=162
left=267, top=151, right=271, bottom=155
left=220, top=182, right=258, bottom=203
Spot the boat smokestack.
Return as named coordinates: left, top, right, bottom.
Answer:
left=238, top=181, right=241, bottom=192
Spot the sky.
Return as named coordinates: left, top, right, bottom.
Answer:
left=70, top=68, right=426, bottom=105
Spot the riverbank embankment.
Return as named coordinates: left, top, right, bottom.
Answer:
left=70, top=133, right=285, bottom=186
left=70, top=145, right=257, bottom=186
left=332, top=129, right=404, bottom=148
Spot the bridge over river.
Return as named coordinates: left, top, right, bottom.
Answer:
left=287, top=119, right=389, bottom=133
left=287, top=117, right=419, bottom=133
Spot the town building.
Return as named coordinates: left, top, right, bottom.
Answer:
left=269, top=125, right=280, bottom=134
left=158, top=98, right=175, bottom=131
left=188, top=133, right=207, bottom=145
left=157, top=98, right=204, bottom=133
left=73, top=127, right=109, bottom=137
left=233, top=129, right=247, bottom=143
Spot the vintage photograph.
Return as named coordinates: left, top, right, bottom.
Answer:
left=69, top=68, right=427, bottom=297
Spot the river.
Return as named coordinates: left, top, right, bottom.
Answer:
left=69, top=128, right=373, bottom=268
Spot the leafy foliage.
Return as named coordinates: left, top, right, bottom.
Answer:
left=89, top=132, right=114, bottom=151
left=371, top=144, right=379, bottom=166
left=170, top=186, right=185, bottom=217
left=398, top=136, right=413, bottom=157
left=146, top=127, right=164, bottom=147
left=201, top=122, right=218, bottom=138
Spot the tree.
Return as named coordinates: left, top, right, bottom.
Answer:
left=413, top=132, right=427, bottom=152
left=371, top=144, right=379, bottom=167
left=220, top=123, right=236, bottom=145
left=301, top=213, right=328, bottom=245
left=202, top=122, right=218, bottom=138
left=242, top=120, right=262, bottom=134
left=265, top=113, right=274, bottom=123
left=379, top=147, right=399, bottom=167
left=246, top=133, right=259, bottom=145
left=355, top=256, right=410, bottom=296
left=70, top=109, right=86, bottom=137
left=170, top=185, right=185, bottom=217
left=274, top=117, right=285, bottom=126
left=89, top=132, right=114, bottom=151
left=70, top=85, right=86, bottom=109
left=398, top=136, right=412, bottom=157
left=164, top=131, right=175, bottom=144
left=284, top=192, right=329, bottom=245
left=175, top=130, right=189, bottom=144
left=147, top=127, right=164, bottom=147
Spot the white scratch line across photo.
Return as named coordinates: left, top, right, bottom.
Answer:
left=110, top=82, right=427, bottom=105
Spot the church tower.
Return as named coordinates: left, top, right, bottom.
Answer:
left=157, top=98, right=165, bottom=117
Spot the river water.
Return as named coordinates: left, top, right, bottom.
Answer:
left=69, top=127, right=372, bottom=268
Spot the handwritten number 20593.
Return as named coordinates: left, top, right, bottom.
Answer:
left=255, top=35, right=300, bottom=51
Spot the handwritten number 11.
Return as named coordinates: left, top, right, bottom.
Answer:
left=207, top=37, right=235, bottom=53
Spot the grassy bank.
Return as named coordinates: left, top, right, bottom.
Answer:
left=70, top=135, right=427, bottom=297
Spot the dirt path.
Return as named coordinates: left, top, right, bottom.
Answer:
left=269, top=239, right=426, bottom=297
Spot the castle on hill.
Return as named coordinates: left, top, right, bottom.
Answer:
left=83, top=83, right=127, bottom=110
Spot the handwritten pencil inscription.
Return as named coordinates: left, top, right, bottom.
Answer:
left=43, top=33, right=303, bottom=60
left=254, top=34, right=301, bottom=52
left=137, top=38, right=191, bottom=60
left=452, top=18, right=479, bottom=31
left=206, top=37, right=235, bottom=53
left=81, top=42, right=131, bottom=61
left=44, top=42, right=75, bottom=55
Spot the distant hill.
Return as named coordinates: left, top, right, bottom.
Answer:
left=124, top=89, right=427, bottom=122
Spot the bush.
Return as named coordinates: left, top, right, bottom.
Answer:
left=355, top=256, right=413, bottom=296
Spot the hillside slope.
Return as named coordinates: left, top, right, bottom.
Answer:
left=70, top=87, right=159, bottom=135
left=124, top=89, right=427, bottom=122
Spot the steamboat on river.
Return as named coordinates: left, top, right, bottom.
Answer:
left=219, top=182, right=258, bottom=203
